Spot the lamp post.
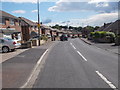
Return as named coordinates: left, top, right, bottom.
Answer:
left=37, top=0, right=40, bottom=46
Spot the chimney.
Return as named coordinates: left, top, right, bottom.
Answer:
left=104, top=23, right=106, bottom=28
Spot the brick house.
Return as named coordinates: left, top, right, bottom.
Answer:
left=19, top=17, right=38, bottom=42
left=0, top=10, right=22, bottom=41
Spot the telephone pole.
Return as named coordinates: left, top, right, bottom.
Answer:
left=37, top=0, right=40, bottom=46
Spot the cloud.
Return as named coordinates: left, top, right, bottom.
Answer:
left=71, top=12, right=118, bottom=26
left=1, top=0, right=119, bottom=3
left=32, top=10, right=38, bottom=13
left=42, top=19, right=52, bottom=24
left=88, top=12, right=117, bottom=26
left=46, top=12, right=118, bottom=27
left=48, top=0, right=118, bottom=13
left=1, top=0, right=59, bottom=3
left=12, top=10, right=26, bottom=14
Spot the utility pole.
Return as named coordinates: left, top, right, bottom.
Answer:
left=37, top=0, right=40, bottom=46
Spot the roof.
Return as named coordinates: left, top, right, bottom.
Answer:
left=103, top=20, right=120, bottom=34
left=96, top=23, right=112, bottom=31
left=19, top=17, right=37, bottom=26
left=0, top=10, right=19, bottom=20
left=0, top=29, right=21, bottom=35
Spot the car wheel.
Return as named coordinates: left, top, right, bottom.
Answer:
left=2, top=46, right=9, bottom=53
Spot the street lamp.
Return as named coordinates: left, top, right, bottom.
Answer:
left=37, top=0, right=40, bottom=46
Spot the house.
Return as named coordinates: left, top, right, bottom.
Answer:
left=19, top=17, right=38, bottom=42
left=103, top=20, right=120, bottom=34
left=96, top=23, right=112, bottom=31
left=96, top=20, right=120, bottom=35
left=0, top=10, right=22, bottom=41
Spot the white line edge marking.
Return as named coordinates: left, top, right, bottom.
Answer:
left=77, top=51, right=87, bottom=61
left=20, top=49, right=49, bottom=88
left=96, top=71, right=117, bottom=89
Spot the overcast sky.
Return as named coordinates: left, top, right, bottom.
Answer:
left=1, top=0, right=119, bottom=27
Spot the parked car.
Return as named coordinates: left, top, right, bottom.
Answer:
left=46, top=34, right=51, bottom=38
left=0, top=38, right=17, bottom=53
left=71, top=35, right=77, bottom=38
left=60, top=34, right=68, bottom=41
left=5, top=38, right=21, bottom=49
left=71, top=36, right=75, bottom=38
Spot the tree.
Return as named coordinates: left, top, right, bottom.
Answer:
left=94, top=26, right=100, bottom=30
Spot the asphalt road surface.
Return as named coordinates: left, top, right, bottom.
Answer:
left=33, top=38, right=118, bottom=89
left=2, top=48, right=46, bottom=88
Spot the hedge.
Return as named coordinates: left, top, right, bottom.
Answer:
left=90, top=31, right=115, bottom=39
left=90, top=31, right=115, bottom=43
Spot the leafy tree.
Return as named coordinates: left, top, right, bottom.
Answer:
left=94, top=26, right=100, bottom=30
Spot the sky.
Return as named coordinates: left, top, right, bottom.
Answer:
left=1, top=0, right=119, bottom=27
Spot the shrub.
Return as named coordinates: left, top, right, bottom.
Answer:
left=90, top=32, right=95, bottom=37
left=90, top=31, right=115, bottom=43
left=41, top=35, right=48, bottom=41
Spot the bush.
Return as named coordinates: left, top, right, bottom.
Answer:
left=41, top=35, right=48, bottom=41
left=90, top=31, right=115, bottom=43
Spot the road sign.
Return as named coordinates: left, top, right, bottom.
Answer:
left=38, top=24, right=40, bottom=27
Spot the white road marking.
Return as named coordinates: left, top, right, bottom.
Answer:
left=20, top=49, right=49, bottom=88
left=72, top=45, right=77, bottom=50
left=70, top=43, right=73, bottom=45
left=70, top=42, right=76, bottom=49
left=96, top=71, right=117, bottom=89
left=77, top=51, right=87, bottom=61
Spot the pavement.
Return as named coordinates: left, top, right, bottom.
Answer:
left=80, top=38, right=120, bottom=55
left=33, top=38, right=118, bottom=88
left=2, top=41, right=54, bottom=88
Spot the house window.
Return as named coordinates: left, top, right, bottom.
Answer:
left=0, top=18, right=6, bottom=25
left=10, top=19, right=15, bottom=25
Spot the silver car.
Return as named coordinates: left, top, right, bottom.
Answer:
left=0, top=38, right=16, bottom=53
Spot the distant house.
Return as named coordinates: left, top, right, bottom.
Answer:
left=0, top=10, right=22, bottom=41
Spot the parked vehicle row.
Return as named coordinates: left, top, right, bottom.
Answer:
left=0, top=38, right=21, bottom=53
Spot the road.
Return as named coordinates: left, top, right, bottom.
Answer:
left=33, top=38, right=118, bottom=89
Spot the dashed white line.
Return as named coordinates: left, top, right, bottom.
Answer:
left=72, top=45, right=77, bottom=50
left=70, top=43, right=77, bottom=50
left=70, top=43, right=73, bottom=45
left=77, top=51, right=87, bottom=61
left=70, top=42, right=87, bottom=61
left=96, top=71, right=117, bottom=89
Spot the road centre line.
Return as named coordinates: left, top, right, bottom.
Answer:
left=20, top=49, right=49, bottom=88
left=77, top=51, right=87, bottom=61
left=96, top=71, right=117, bottom=89
left=70, top=42, right=87, bottom=61
left=72, top=45, right=77, bottom=50
left=70, top=43, right=77, bottom=50
left=70, top=42, right=73, bottom=45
